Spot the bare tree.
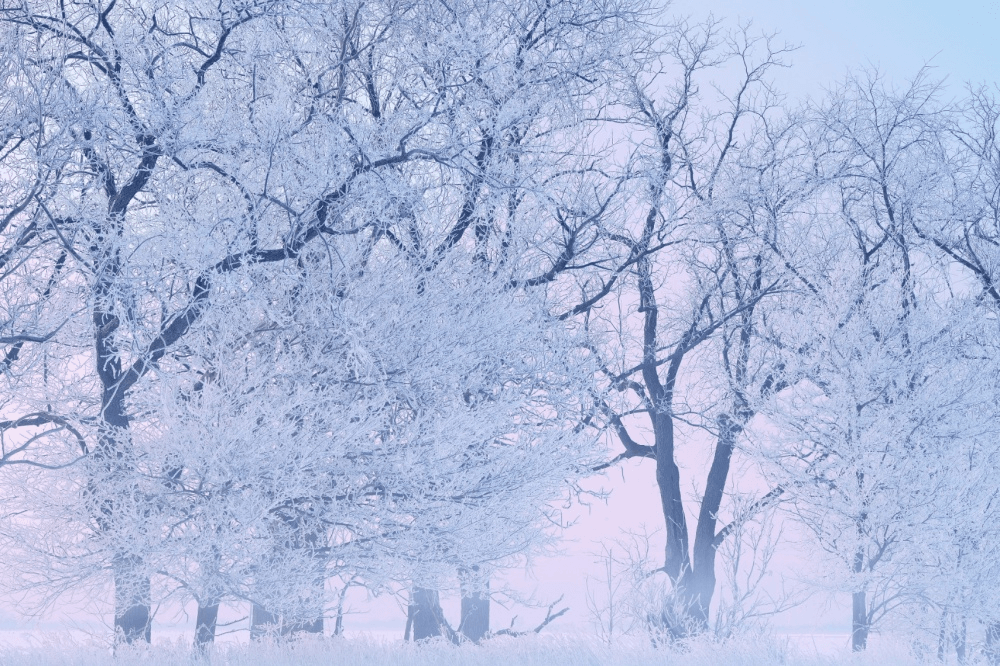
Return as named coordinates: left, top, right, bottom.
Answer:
left=752, top=69, right=1000, bottom=653
left=584, top=19, right=800, bottom=636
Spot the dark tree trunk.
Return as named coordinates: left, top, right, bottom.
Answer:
left=96, top=303, right=154, bottom=645
left=411, top=587, right=444, bottom=640
left=250, top=603, right=280, bottom=640
left=410, top=587, right=456, bottom=642
left=459, top=581, right=490, bottom=643
left=194, top=602, right=219, bottom=648
left=654, top=410, right=691, bottom=585
left=633, top=246, right=764, bottom=641
left=113, top=560, right=151, bottom=644
left=688, top=415, right=742, bottom=629
left=955, top=617, right=967, bottom=665
left=851, top=590, right=869, bottom=652
left=985, top=622, right=1000, bottom=666
left=648, top=407, right=699, bottom=640
left=938, top=609, right=948, bottom=663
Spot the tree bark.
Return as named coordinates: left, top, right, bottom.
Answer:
left=650, top=407, right=699, bottom=639
left=194, top=602, right=219, bottom=648
left=851, top=589, right=869, bottom=651
left=955, top=617, right=967, bottom=665
left=250, top=603, right=280, bottom=640
left=651, top=411, right=690, bottom=578
left=113, top=557, right=151, bottom=644
left=985, top=622, right=1000, bottom=666
left=459, top=581, right=490, bottom=643
left=410, top=587, right=456, bottom=642
left=688, top=415, right=741, bottom=630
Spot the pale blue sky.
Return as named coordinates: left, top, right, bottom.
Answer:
left=670, top=0, right=1000, bottom=100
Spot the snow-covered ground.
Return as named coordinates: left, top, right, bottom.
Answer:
left=0, top=633, right=935, bottom=666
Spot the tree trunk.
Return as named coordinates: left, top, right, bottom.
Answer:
left=851, top=590, right=869, bottom=651
left=113, top=556, right=151, bottom=644
left=459, top=581, right=490, bottom=643
left=937, top=608, right=948, bottom=663
left=652, top=411, right=691, bottom=586
left=410, top=587, right=456, bottom=642
left=194, top=602, right=219, bottom=648
left=954, top=617, right=967, bottom=665
left=96, top=310, right=154, bottom=644
left=984, top=622, right=1000, bottom=666
left=333, top=581, right=351, bottom=636
left=250, top=603, right=280, bottom=640
left=689, top=415, right=742, bottom=631
left=650, top=408, right=697, bottom=639
left=410, top=587, right=443, bottom=640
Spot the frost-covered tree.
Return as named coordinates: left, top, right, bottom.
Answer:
left=757, top=289, right=998, bottom=651
left=583, top=19, right=805, bottom=637
left=128, top=255, right=597, bottom=644
left=0, top=17, right=88, bottom=475
left=0, top=0, right=635, bottom=644
left=752, top=70, right=1000, bottom=653
left=3, top=0, right=999, bottom=653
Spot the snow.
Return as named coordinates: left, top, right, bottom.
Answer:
left=0, top=633, right=931, bottom=666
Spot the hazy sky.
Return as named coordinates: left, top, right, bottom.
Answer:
left=670, top=0, right=1000, bottom=101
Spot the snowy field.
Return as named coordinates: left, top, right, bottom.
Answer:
left=0, top=634, right=951, bottom=666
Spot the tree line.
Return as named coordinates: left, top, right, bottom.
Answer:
left=0, top=0, right=998, bottom=659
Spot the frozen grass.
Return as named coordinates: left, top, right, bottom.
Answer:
left=0, top=634, right=945, bottom=666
